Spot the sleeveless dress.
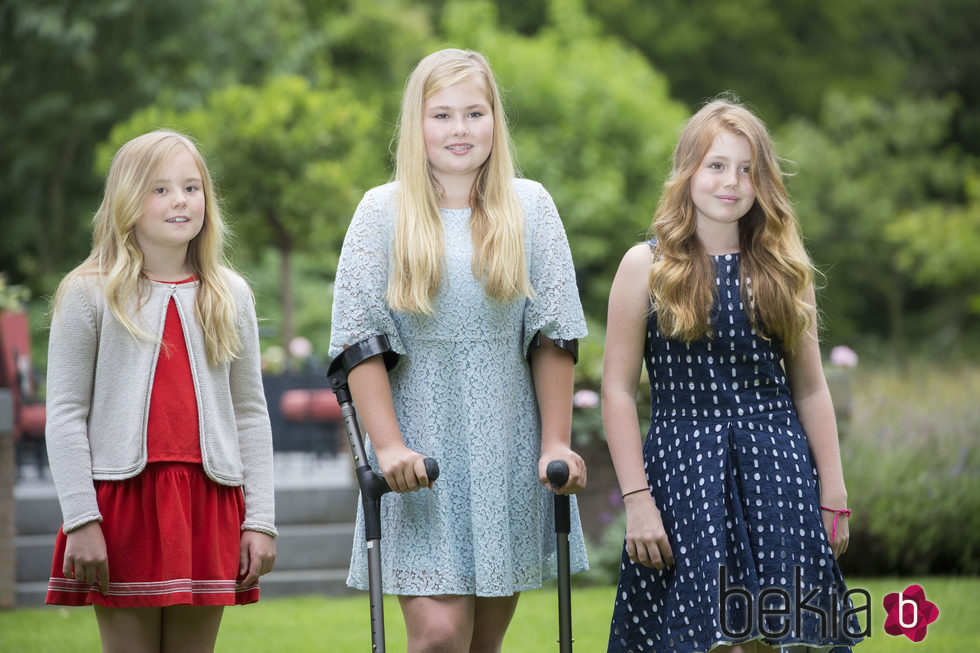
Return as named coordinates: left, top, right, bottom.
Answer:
left=46, top=279, right=257, bottom=607
left=329, top=179, right=589, bottom=596
left=607, top=251, right=863, bottom=652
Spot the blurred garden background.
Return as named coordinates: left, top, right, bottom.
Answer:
left=1, top=0, right=978, bottom=647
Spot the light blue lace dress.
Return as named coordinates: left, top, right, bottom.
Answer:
left=329, top=179, right=589, bottom=596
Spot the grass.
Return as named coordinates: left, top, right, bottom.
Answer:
left=1, top=577, right=975, bottom=652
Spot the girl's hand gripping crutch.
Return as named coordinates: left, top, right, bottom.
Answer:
left=547, top=459, right=573, bottom=653
left=328, top=335, right=439, bottom=653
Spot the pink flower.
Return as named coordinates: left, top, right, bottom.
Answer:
left=829, top=345, right=858, bottom=368
left=573, top=389, right=600, bottom=409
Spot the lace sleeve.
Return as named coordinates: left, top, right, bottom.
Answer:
left=519, top=180, right=588, bottom=354
left=328, top=184, right=405, bottom=359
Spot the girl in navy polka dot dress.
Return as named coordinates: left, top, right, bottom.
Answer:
left=602, top=96, right=863, bottom=652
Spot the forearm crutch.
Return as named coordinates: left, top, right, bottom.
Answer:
left=546, top=459, right=573, bottom=653
left=328, top=335, right=439, bottom=653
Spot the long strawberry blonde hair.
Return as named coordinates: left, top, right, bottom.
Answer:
left=387, top=48, right=532, bottom=314
left=55, top=129, right=242, bottom=365
left=648, top=96, right=815, bottom=351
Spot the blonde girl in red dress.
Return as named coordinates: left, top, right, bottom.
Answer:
left=44, top=130, right=277, bottom=652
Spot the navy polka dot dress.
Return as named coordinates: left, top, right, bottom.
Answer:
left=607, top=249, right=863, bottom=653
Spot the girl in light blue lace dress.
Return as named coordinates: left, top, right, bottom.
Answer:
left=603, top=97, right=861, bottom=652
left=329, top=49, right=588, bottom=652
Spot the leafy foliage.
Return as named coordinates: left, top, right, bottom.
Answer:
left=584, top=0, right=908, bottom=125
left=779, top=92, right=979, bottom=346
left=0, top=0, right=297, bottom=289
left=0, top=273, right=30, bottom=312
left=886, top=171, right=980, bottom=314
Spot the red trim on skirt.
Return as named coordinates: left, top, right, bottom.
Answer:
left=46, top=462, right=259, bottom=607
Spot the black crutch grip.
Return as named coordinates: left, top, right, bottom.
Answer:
left=424, top=457, right=441, bottom=484
left=547, top=460, right=572, bottom=535
left=371, top=457, right=441, bottom=497
left=546, top=460, right=570, bottom=488
left=361, top=457, right=439, bottom=541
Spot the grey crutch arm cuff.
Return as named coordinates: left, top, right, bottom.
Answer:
left=328, top=335, right=400, bottom=389
left=525, top=331, right=579, bottom=364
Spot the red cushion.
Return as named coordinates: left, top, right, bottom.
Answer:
left=19, top=402, right=45, bottom=437
left=280, top=389, right=342, bottom=422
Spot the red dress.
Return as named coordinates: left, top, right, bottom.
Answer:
left=46, top=279, right=259, bottom=607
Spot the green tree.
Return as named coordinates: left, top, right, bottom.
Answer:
left=0, top=0, right=299, bottom=290
left=883, top=0, right=980, bottom=156
left=887, top=171, right=980, bottom=320
left=780, top=92, right=974, bottom=349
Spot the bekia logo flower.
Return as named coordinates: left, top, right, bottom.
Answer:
left=883, top=584, right=939, bottom=642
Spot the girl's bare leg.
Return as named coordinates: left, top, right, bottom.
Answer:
left=95, top=604, right=224, bottom=653
left=399, top=594, right=475, bottom=653
left=94, top=605, right=162, bottom=653
left=398, top=593, right=521, bottom=653
left=470, top=594, right=520, bottom=653
left=161, top=605, right=225, bottom=653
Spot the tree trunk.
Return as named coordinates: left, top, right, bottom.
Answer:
left=886, top=264, right=905, bottom=361
left=279, top=244, right=294, bottom=370
left=40, top=135, right=80, bottom=275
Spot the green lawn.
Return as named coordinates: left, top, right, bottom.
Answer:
left=1, top=578, right=973, bottom=652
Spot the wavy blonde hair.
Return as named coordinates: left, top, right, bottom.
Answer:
left=649, top=96, right=814, bottom=351
left=55, top=129, right=242, bottom=365
left=387, top=48, right=532, bottom=314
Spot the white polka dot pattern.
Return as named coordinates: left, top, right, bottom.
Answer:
left=607, top=251, right=862, bottom=653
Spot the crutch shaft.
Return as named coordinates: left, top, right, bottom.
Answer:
left=366, top=538, right=385, bottom=651
left=556, top=533, right=572, bottom=653
left=547, top=460, right=574, bottom=652
left=340, top=401, right=370, bottom=468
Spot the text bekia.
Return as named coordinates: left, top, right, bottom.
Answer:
left=718, top=566, right=869, bottom=641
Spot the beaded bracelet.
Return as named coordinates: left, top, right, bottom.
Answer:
left=621, top=488, right=649, bottom=499
left=820, top=506, right=851, bottom=540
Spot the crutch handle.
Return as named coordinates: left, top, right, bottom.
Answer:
left=424, top=457, right=441, bottom=483
left=546, top=459, right=570, bottom=488
left=547, top=460, right=572, bottom=535
left=374, top=457, right=441, bottom=496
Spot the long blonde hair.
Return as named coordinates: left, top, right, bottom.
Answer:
left=55, top=130, right=242, bottom=365
left=387, top=48, right=532, bottom=314
left=649, top=96, right=814, bottom=350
